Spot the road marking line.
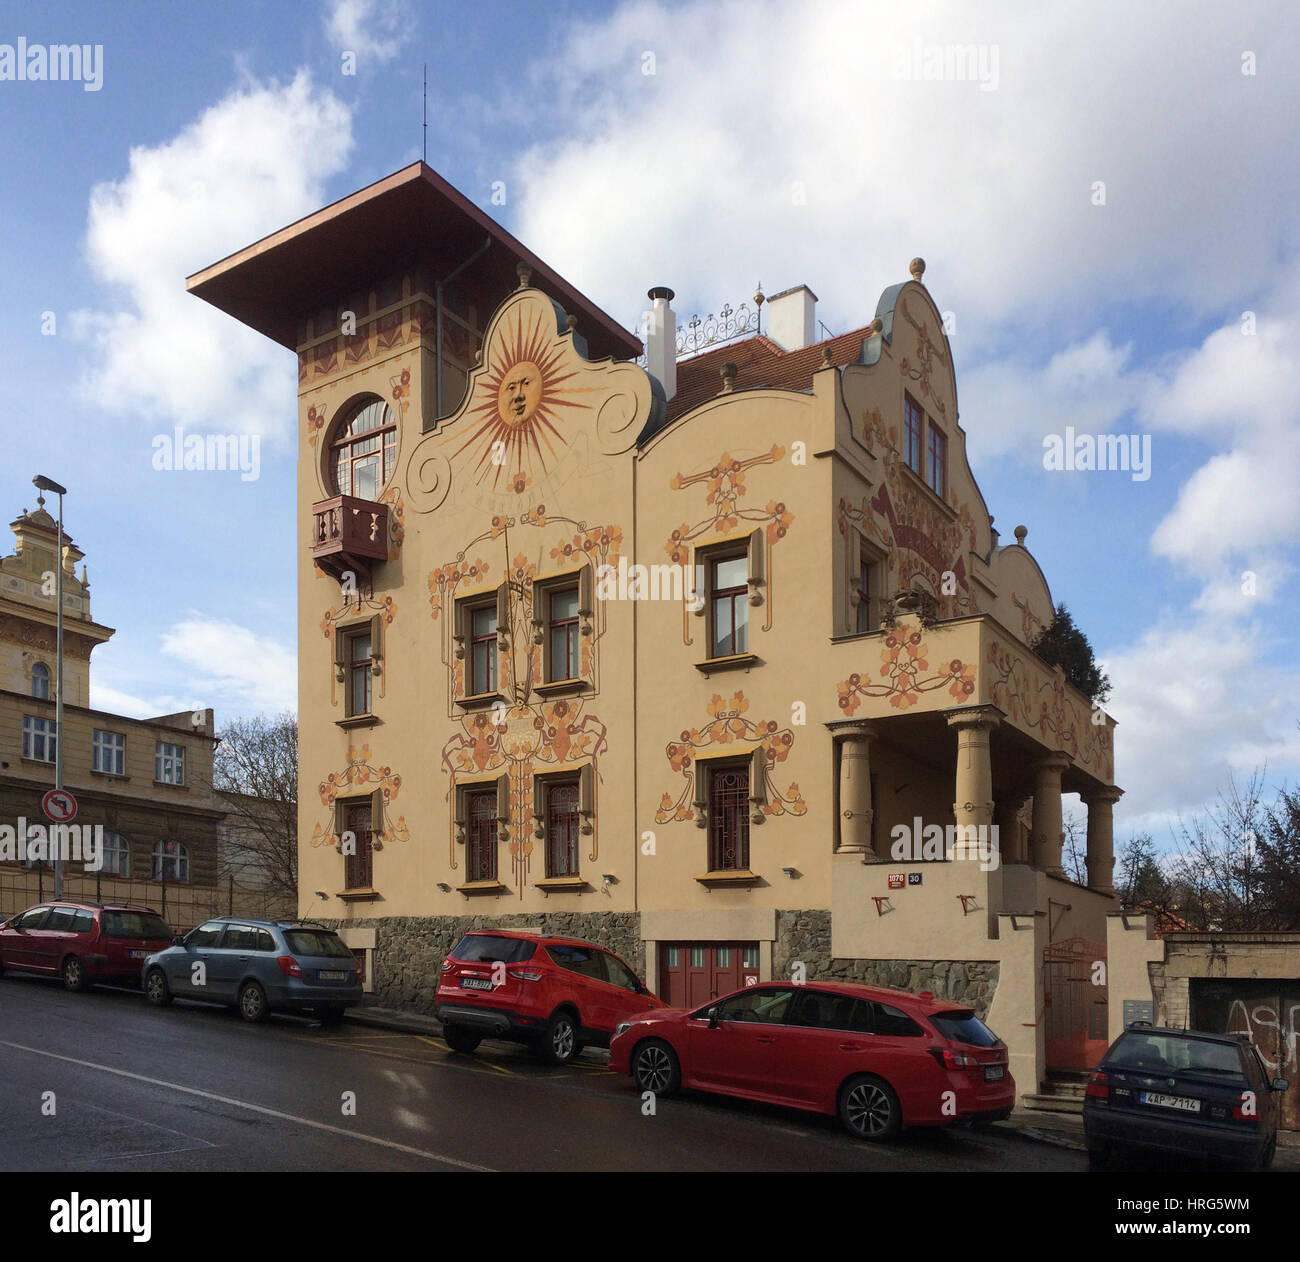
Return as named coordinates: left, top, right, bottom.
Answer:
left=0, top=1040, right=494, bottom=1172
left=412, top=1034, right=518, bottom=1076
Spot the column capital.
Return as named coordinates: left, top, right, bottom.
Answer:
left=827, top=719, right=879, bottom=743
left=1032, top=751, right=1072, bottom=774
left=944, top=704, right=1002, bottom=732
left=1081, top=785, right=1124, bottom=806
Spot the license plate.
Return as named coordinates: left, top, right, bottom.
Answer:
left=1140, top=1091, right=1200, bottom=1112
left=320, top=970, right=350, bottom=981
left=461, top=977, right=494, bottom=990
left=984, top=1065, right=1004, bottom=1081
left=129, top=950, right=147, bottom=959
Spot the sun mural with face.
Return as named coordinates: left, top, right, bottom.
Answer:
left=450, top=304, right=601, bottom=493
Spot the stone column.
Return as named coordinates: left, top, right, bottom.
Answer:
left=946, top=706, right=1000, bottom=836
left=996, top=794, right=1029, bottom=865
left=837, top=724, right=877, bottom=857
left=1082, top=786, right=1123, bottom=895
left=1030, top=754, right=1071, bottom=878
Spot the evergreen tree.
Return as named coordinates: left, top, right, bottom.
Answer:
left=1031, top=602, right=1112, bottom=703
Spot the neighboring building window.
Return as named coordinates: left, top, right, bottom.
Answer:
left=545, top=781, right=581, bottom=878
left=330, top=397, right=397, bottom=501
left=151, top=840, right=189, bottom=883
left=343, top=801, right=373, bottom=890
left=22, top=715, right=56, bottom=762
left=548, top=586, right=580, bottom=682
left=347, top=629, right=373, bottom=716
left=93, top=729, right=126, bottom=776
left=31, top=662, right=50, bottom=699
left=904, top=395, right=924, bottom=476
left=709, top=552, right=749, bottom=658
left=708, top=761, right=750, bottom=871
left=927, top=423, right=947, bottom=497
left=100, top=831, right=130, bottom=878
left=855, top=557, right=873, bottom=634
left=469, top=604, right=498, bottom=695
left=155, top=742, right=185, bottom=785
left=466, top=789, right=498, bottom=883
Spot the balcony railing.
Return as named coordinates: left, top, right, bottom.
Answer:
left=311, top=494, right=388, bottom=584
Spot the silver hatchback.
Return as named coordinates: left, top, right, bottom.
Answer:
left=142, top=918, right=363, bottom=1023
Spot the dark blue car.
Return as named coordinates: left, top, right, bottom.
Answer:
left=1084, top=1023, right=1287, bottom=1171
left=143, top=917, right=363, bottom=1024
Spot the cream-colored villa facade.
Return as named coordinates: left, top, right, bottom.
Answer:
left=192, top=162, right=1144, bottom=1101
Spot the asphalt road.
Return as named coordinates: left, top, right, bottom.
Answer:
left=0, top=973, right=1089, bottom=1172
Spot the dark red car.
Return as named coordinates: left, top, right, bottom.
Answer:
left=609, top=979, right=1015, bottom=1140
left=434, top=930, right=666, bottom=1064
left=0, top=899, right=175, bottom=992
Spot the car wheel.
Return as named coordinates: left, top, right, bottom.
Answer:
left=238, top=980, right=269, bottom=1023
left=145, top=969, right=173, bottom=1007
left=443, top=1024, right=482, bottom=1054
left=839, top=1075, right=902, bottom=1142
left=1087, top=1144, right=1110, bottom=1169
left=539, top=1010, right=580, bottom=1065
left=631, top=1039, right=681, bottom=1097
left=62, top=955, right=90, bottom=993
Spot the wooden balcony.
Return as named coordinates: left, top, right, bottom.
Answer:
left=311, top=495, right=388, bottom=585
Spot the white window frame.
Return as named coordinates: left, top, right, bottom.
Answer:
left=151, top=840, right=189, bottom=883
left=100, top=831, right=130, bottom=878
left=155, top=742, right=185, bottom=785
left=30, top=662, right=51, bottom=699
left=22, top=715, right=56, bottom=762
left=93, top=729, right=126, bottom=776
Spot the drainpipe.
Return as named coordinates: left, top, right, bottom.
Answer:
left=436, top=235, right=493, bottom=420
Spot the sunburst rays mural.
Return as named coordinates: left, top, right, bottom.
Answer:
left=452, top=306, right=598, bottom=488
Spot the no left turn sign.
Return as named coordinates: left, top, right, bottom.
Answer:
left=42, top=788, right=77, bottom=824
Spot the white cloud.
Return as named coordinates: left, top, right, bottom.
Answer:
left=323, top=0, right=408, bottom=65
left=159, top=617, right=297, bottom=715
left=69, top=71, right=354, bottom=437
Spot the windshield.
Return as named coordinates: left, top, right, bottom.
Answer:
left=452, top=934, right=535, bottom=964
left=284, top=930, right=353, bottom=959
left=1111, top=1032, right=1245, bottom=1078
left=102, top=911, right=172, bottom=940
left=930, top=1010, right=1001, bottom=1047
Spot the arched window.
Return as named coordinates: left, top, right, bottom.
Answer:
left=330, top=398, right=397, bottom=501
left=31, top=662, right=50, bottom=699
left=99, top=831, right=130, bottom=878
left=151, top=840, right=189, bottom=883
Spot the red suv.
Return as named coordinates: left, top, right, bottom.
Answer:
left=609, top=979, right=1015, bottom=1140
left=434, top=930, right=666, bottom=1064
left=0, top=900, right=175, bottom=992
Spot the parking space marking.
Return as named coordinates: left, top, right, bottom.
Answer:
left=0, top=1039, right=495, bottom=1172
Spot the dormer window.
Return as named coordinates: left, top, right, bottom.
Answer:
left=330, top=397, right=397, bottom=501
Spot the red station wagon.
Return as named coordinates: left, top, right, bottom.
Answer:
left=0, top=899, right=175, bottom=992
left=434, top=930, right=666, bottom=1064
left=610, top=979, right=1016, bottom=1140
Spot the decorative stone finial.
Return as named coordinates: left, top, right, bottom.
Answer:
left=720, top=361, right=738, bottom=392
left=1014, top=525, right=1028, bottom=545
left=35, top=492, right=45, bottom=510
left=909, top=257, right=926, bottom=282
left=821, top=345, right=834, bottom=366
left=566, top=313, right=577, bottom=333
left=516, top=262, right=532, bottom=289
left=869, top=318, right=884, bottom=336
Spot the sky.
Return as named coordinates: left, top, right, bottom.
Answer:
left=1, top=0, right=1297, bottom=848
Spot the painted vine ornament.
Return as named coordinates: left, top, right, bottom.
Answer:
left=655, top=691, right=807, bottom=824
left=835, top=627, right=976, bottom=715
left=310, top=744, right=410, bottom=849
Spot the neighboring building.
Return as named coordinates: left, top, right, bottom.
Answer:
left=191, top=161, right=1128, bottom=1101
left=216, top=788, right=296, bottom=921
left=1, top=500, right=229, bottom=931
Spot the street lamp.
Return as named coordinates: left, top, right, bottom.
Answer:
left=33, top=475, right=67, bottom=899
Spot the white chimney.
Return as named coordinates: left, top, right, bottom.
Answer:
left=644, top=286, right=676, bottom=401
left=765, top=284, right=818, bottom=351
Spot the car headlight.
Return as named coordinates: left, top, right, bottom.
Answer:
left=614, top=1022, right=631, bottom=1039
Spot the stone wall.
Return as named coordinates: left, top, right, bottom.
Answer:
left=774, top=910, right=1000, bottom=1019
left=325, top=911, right=642, bottom=1014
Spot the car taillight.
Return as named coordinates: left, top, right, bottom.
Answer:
left=930, top=1047, right=977, bottom=1070
left=441, top=959, right=454, bottom=972
left=1086, top=1070, right=1109, bottom=1101
left=508, top=969, right=543, bottom=981
left=277, top=956, right=302, bottom=978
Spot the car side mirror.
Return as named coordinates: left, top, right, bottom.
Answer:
left=1273, top=1077, right=1289, bottom=1093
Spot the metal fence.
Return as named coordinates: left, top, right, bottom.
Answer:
left=0, top=865, right=295, bottom=934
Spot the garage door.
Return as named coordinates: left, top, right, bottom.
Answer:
left=1191, top=979, right=1300, bottom=1131
left=658, top=942, right=760, bottom=1007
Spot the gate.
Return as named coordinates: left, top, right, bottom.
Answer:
left=658, top=942, right=760, bottom=1007
left=1191, top=980, right=1300, bottom=1131
left=1043, top=937, right=1109, bottom=1070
